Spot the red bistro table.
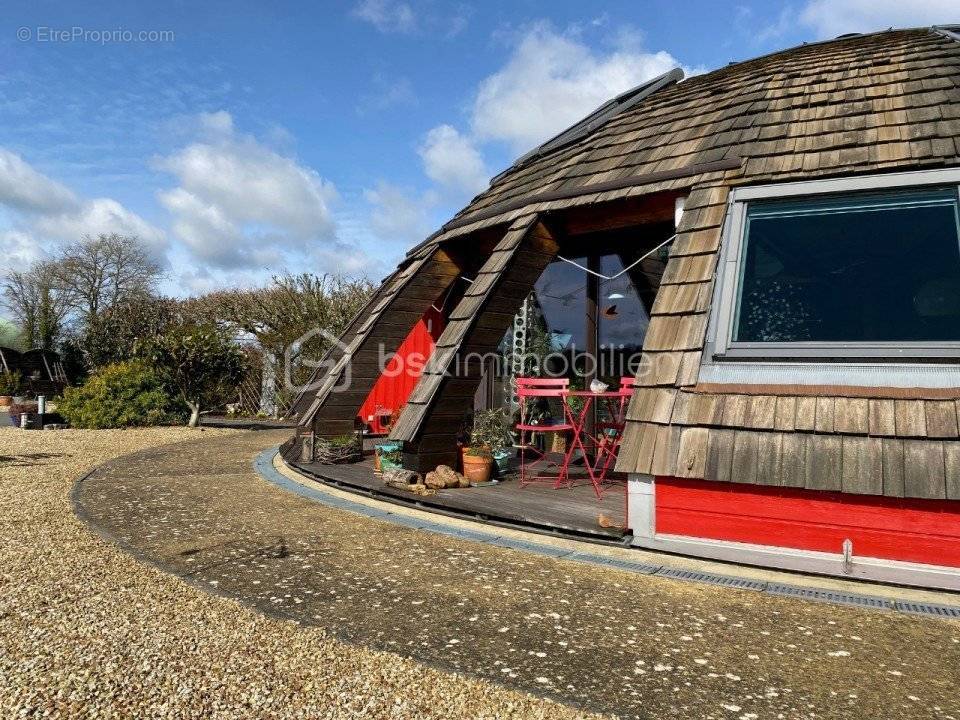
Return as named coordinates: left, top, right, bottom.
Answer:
left=560, top=385, right=634, bottom=499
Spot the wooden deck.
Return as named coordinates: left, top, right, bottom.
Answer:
left=291, top=454, right=628, bottom=541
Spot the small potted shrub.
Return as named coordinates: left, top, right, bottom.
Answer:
left=463, top=409, right=511, bottom=483
left=313, top=433, right=363, bottom=464
left=461, top=444, right=493, bottom=483
left=0, top=371, right=22, bottom=407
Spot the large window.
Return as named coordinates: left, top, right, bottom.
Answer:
left=712, top=173, right=960, bottom=361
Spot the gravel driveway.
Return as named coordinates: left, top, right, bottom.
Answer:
left=0, top=427, right=597, bottom=719
left=67, top=429, right=960, bottom=719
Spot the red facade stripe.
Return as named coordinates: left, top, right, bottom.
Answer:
left=656, top=477, right=960, bottom=568
left=358, top=306, right=444, bottom=434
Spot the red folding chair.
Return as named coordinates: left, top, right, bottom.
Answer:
left=515, top=378, right=572, bottom=488
left=589, top=376, right=639, bottom=495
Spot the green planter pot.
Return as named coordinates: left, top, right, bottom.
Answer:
left=492, top=449, right=511, bottom=477
left=375, top=442, right=403, bottom=472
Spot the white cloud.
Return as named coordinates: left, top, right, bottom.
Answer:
left=0, top=148, right=166, bottom=268
left=0, top=148, right=79, bottom=215
left=407, top=23, right=690, bottom=204
left=155, top=112, right=339, bottom=269
left=470, top=23, right=685, bottom=153
left=800, top=0, right=956, bottom=38
left=364, top=182, right=438, bottom=244
left=156, top=187, right=238, bottom=265
left=197, top=109, right=234, bottom=136
left=754, top=6, right=796, bottom=45
left=33, top=197, right=167, bottom=258
left=444, top=4, right=473, bottom=39
left=418, top=124, right=488, bottom=196
left=0, top=230, right=46, bottom=272
left=352, top=0, right=416, bottom=34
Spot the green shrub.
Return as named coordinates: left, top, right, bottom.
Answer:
left=0, top=370, right=23, bottom=396
left=58, top=361, right=185, bottom=429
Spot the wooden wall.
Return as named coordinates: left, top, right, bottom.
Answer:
left=390, top=215, right=559, bottom=471
left=616, top=182, right=960, bottom=500
left=304, top=247, right=461, bottom=439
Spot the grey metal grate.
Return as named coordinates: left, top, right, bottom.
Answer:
left=386, top=514, right=430, bottom=530
left=432, top=525, right=498, bottom=542
left=566, top=552, right=662, bottom=575
left=895, top=601, right=960, bottom=618
left=565, top=551, right=606, bottom=564
left=656, top=567, right=766, bottom=591
left=604, top=558, right=661, bottom=575
left=766, top=583, right=892, bottom=610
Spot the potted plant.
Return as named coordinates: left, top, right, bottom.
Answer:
left=375, top=441, right=403, bottom=473
left=314, top=433, right=363, bottom=464
left=0, top=371, right=22, bottom=407
left=463, top=409, right=511, bottom=483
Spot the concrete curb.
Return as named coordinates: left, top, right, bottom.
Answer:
left=257, top=447, right=960, bottom=622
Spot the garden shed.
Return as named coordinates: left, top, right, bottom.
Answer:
left=289, top=26, right=960, bottom=589
left=0, top=347, right=68, bottom=397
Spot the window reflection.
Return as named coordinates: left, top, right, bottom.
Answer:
left=735, top=189, right=960, bottom=343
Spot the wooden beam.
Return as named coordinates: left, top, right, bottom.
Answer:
left=304, top=246, right=463, bottom=440
left=559, top=191, right=680, bottom=236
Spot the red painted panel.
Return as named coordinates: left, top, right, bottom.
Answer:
left=357, top=306, right=444, bottom=434
left=656, top=477, right=960, bottom=568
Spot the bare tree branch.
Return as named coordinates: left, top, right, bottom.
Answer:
left=52, top=234, right=162, bottom=328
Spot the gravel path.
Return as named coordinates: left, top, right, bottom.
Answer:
left=0, top=427, right=601, bottom=719
left=70, top=430, right=960, bottom=719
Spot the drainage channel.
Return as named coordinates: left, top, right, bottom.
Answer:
left=256, top=447, right=960, bottom=622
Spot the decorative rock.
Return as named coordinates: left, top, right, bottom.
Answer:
left=383, top=468, right=421, bottom=491
left=424, top=471, right=442, bottom=490
left=426, top=465, right=469, bottom=489
left=409, top=483, right=437, bottom=497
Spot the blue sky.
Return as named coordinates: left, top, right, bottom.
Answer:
left=0, top=0, right=955, bottom=297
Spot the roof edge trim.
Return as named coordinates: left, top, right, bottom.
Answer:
left=933, top=25, right=960, bottom=43
left=406, top=156, right=742, bottom=257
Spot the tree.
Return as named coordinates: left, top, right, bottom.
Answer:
left=190, top=273, right=374, bottom=413
left=0, top=318, right=25, bottom=350
left=194, top=273, right=374, bottom=357
left=77, top=292, right=178, bottom=370
left=2, top=262, right=72, bottom=350
left=52, top=233, right=162, bottom=329
left=139, top=323, right=245, bottom=427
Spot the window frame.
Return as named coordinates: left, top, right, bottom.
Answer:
left=708, top=168, right=960, bottom=362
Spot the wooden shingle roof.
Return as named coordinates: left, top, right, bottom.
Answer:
left=414, top=27, right=960, bottom=251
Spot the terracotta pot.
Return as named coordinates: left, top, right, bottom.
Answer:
left=462, top=452, right=493, bottom=483
left=0, top=396, right=11, bottom=407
